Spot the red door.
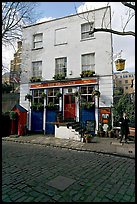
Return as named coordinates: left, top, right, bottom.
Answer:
left=64, top=94, right=76, bottom=121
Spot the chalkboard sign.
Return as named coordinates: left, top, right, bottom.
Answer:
left=86, top=120, right=95, bottom=132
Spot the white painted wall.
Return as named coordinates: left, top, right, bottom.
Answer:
left=20, top=6, right=113, bottom=109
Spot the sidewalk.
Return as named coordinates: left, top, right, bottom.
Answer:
left=2, top=134, right=135, bottom=158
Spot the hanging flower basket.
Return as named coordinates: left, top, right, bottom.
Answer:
left=55, top=91, right=62, bottom=98
left=92, top=90, right=100, bottom=97
left=41, top=92, right=46, bottom=99
left=115, top=58, right=125, bottom=71
left=25, top=94, right=32, bottom=102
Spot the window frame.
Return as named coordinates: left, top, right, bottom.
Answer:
left=33, top=33, right=43, bottom=49
left=81, top=22, right=94, bottom=40
left=55, top=57, right=67, bottom=76
left=81, top=53, right=95, bottom=72
left=32, top=61, right=42, bottom=78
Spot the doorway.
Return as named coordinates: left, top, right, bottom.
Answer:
left=64, top=94, right=76, bottom=121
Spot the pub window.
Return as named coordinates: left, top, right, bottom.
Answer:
left=47, top=88, right=60, bottom=105
left=32, top=89, right=44, bottom=104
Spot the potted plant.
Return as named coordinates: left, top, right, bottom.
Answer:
left=81, top=102, right=95, bottom=109
left=31, top=103, right=44, bottom=111
left=80, top=70, right=95, bottom=78
left=30, top=77, right=41, bottom=82
left=53, top=74, right=65, bottom=80
left=45, top=102, right=58, bottom=110
left=83, top=133, right=92, bottom=143
left=25, top=94, right=32, bottom=102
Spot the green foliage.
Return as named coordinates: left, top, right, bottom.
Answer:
left=30, top=77, right=41, bottom=82
left=10, top=111, right=18, bottom=120
left=45, top=102, right=59, bottom=110
left=2, top=83, right=12, bottom=93
left=31, top=103, right=44, bottom=111
left=113, top=93, right=135, bottom=127
left=80, top=70, right=95, bottom=77
left=53, top=74, right=65, bottom=80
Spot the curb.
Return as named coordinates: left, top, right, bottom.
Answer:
left=2, top=138, right=135, bottom=159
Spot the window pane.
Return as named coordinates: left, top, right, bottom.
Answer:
left=55, top=57, right=67, bottom=76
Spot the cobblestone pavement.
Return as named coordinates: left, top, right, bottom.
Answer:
left=2, top=141, right=135, bottom=202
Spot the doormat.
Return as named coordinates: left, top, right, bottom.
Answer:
left=46, top=176, right=76, bottom=191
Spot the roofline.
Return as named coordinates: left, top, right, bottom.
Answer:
left=23, top=6, right=111, bottom=29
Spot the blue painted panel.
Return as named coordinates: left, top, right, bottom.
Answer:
left=31, top=111, right=43, bottom=132
left=46, top=110, right=57, bottom=134
left=80, top=108, right=95, bottom=134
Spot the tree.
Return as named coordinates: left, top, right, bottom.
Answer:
left=113, top=93, right=135, bottom=127
left=75, top=2, right=135, bottom=37
left=2, top=2, right=38, bottom=47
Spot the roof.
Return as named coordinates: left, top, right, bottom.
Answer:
left=12, top=104, right=27, bottom=112
left=24, top=6, right=110, bottom=29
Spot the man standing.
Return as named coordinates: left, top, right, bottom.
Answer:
left=119, top=112, right=130, bottom=143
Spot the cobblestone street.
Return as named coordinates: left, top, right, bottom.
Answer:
left=2, top=141, right=135, bottom=202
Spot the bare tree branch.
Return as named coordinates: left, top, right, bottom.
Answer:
left=89, top=28, right=135, bottom=37
left=121, top=2, right=135, bottom=10
left=2, top=2, right=38, bottom=46
left=75, top=2, right=135, bottom=37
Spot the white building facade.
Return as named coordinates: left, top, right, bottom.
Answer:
left=20, top=6, right=113, bottom=137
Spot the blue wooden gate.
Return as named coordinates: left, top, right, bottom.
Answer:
left=45, top=110, right=57, bottom=134
left=31, top=111, right=43, bottom=132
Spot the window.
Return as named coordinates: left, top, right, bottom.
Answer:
left=80, top=86, right=94, bottom=103
left=32, top=89, right=44, bottom=104
left=55, top=27, right=67, bottom=45
left=81, top=22, right=94, bottom=40
left=47, top=88, right=60, bottom=105
left=82, top=53, right=95, bottom=71
left=33, top=33, right=43, bottom=49
left=125, top=87, right=128, bottom=90
left=32, top=61, right=42, bottom=78
left=125, top=80, right=128, bottom=83
left=55, top=57, right=67, bottom=76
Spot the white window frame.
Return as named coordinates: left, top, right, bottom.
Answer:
left=32, top=61, right=42, bottom=78
left=81, top=53, right=95, bottom=72
left=33, top=33, right=43, bottom=49
left=81, top=22, right=94, bottom=40
left=55, top=57, right=67, bottom=76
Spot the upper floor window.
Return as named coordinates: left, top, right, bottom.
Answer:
left=32, top=61, right=42, bottom=78
left=81, top=22, right=94, bottom=40
left=82, top=53, right=95, bottom=72
left=55, top=57, right=67, bottom=76
left=125, top=80, right=128, bottom=83
left=55, top=27, right=67, bottom=45
left=33, top=33, right=43, bottom=49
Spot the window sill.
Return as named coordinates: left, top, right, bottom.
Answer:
left=54, top=43, right=68, bottom=46
left=80, top=37, right=95, bottom=42
left=32, top=47, right=43, bottom=51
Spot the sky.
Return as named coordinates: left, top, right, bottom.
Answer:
left=2, top=2, right=135, bottom=74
